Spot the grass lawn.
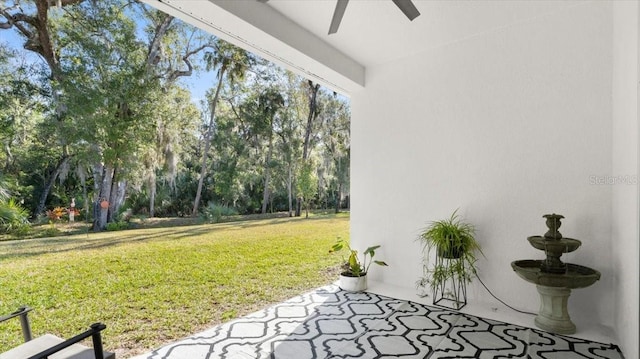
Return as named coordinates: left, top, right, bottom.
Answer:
left=0, top=213, right=348, bottom=358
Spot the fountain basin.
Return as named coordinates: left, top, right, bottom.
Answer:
left=513, top=214, right=601, bottom=334
left=511, top=260, right=601, bottom=288
left=527, top=236, right=581, bottom=253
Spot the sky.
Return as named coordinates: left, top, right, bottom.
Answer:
left=1, top=30, right=41, bottom=63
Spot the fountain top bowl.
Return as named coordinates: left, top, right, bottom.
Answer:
left=527, top=236, right=582, bottom=253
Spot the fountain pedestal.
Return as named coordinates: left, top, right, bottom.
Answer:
left=511, top=214, right=600, bottom=334
left=535, top=285, right=575, bottom=334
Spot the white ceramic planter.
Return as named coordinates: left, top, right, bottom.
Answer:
left=339, top=274, right=367, bottom=292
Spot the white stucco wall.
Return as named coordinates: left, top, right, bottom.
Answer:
left=351, top=0, right=615, bottom=333
left=611, top=1, right=639, bottom=357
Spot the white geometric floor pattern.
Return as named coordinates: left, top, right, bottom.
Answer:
left=131, top=285, right=623, bottom=359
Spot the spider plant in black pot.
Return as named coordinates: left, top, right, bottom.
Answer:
left=416, top=209, right=483, bottom=309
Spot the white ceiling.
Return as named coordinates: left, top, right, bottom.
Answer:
left=266, top=0, right=584, bottom=67
left=142, top=0, right=586, bottom=94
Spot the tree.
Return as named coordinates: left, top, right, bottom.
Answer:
left=1, top=0, right=85, bottom=216
left=297, top=161, right=317, bottom=218
left=193, top=40, right=253, bottom=215
left=0, top=47, right=31, bottom=232
left=54, top=1, right=150, bottom=229
left=207, top=98, right=246, bottom=209
left=257, top=88, right=284, bottom=213
left=0, top=44, right=44, bottom=173
left=136, top=6, right=213, bottom=217
left=0, top=2, right=351, bottom=222
left=296, top=80, right=320, bottom=216
left=236, top=83, right=285, bottom=214
left=138, top=86, right=199, bottom=217
left=55, top=1, right=211, bottom=229
left=317, top=91, right=350, bottom=212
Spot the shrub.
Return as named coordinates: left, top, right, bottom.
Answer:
left=106, top=221, right=130, bottom=231
left=201, top=202, right=238, bottom=223
left=10, top=224, right=31, bottom=237
left=118, top=208, right=134, bottom=222
left=0, top=198, right=30, bottom=234
left=46, top=207, right=67, bottom=222
left=39, top=226, right=61, bottom=238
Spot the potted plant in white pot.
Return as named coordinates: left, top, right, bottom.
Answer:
left=330, top=239, right=388, bottom=292
left=416, top=209, right=483, bottom=309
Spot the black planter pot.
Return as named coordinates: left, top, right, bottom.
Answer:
left=437, top=244, right=463, bottom=259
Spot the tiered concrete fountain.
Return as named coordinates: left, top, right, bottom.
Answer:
left=511, top=214, right=601, bottom=334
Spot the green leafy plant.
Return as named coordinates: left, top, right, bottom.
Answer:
left=417, top=209, right=483, bottom=295
left=0, top=198, right=30, bottom=235
left=330, top=238, right=388, bottom=277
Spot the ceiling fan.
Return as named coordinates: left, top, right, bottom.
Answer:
left=328, top=0, right=420, bottom=34
left=257, top=0, right=421, bottom=35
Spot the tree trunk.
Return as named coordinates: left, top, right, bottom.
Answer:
left=260, top=135, right=274, bottom=214
left=287, top=166, right=293, bottom=217
left=93, top=165, right=114, bottom=231
left=107, top=165, right=119, bottom=223
left=98, top=166, right=113, bottom=230
left=149, top=173, right=156, bottom=217
left=193, top=65, right=226, bottom=215
left=295, top=197, right=302, bottom=217
left=335, top=182, right=342, bottom=214
left=80, top=173, right=89, bottom=221
left=91, top=162, right=103, bottom=191
left=3, top=142, right=13, bottom=169
left=34, top=155, right=71, bottom=216
left=302, top=81, right=320, bottom=161
left=114, top=180, right=126, bottom=217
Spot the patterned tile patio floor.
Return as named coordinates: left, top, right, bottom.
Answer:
left=130, top=285, right=623, bottom=359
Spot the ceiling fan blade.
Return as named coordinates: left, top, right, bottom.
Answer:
left=328, top=0, right=349, bottom=35
left=392, top=0, right=420, bottom=21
